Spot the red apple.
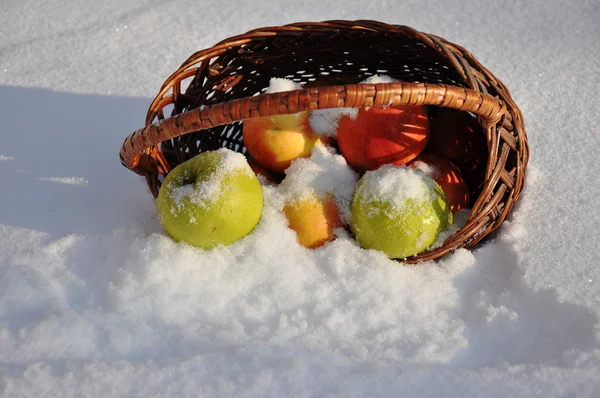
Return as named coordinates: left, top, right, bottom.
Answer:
left=336, top=106, right=430, bottom=172
left=408, top=154, right=470, bottom=212
left=242, top=112, right=324, bottom=173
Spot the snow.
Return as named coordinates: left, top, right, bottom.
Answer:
left=217, top=147, right=256, bottom=174
left=279, top=146, right=358, bottom=223
left=361, top=74, right=398, bottom=84
left=309, top=107, right=358, bottom=138
left=410, top=158, right=441, bottom=180
left=354, top=165, right=439, bottom=210
left=37, top=176, right=89, bottom=185
left=1, top=0, right=600, bottom=396
left=164, top=149, right=254, bottom=211
left=308, top=75, right=396, bottom=137
left=265, top=78, right=303, bottom=94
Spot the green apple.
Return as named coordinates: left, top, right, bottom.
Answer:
left=156, top=148, right=263, bottom=249
left=350, top=165, right=452, bottom=259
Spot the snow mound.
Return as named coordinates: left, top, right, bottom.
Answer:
left=279, top=145, right=358, bottom=223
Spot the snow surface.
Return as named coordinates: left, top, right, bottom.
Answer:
left=1, top=0, right=600, bottom=396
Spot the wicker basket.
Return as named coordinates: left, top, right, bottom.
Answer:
left=119, top=20, right=529, bottom=263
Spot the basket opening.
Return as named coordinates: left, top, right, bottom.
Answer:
left=159, top=27, right=479, bottom=173
left=176, top=28, right=470, bottom=114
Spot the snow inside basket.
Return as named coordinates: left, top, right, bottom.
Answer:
left=119, top=20, right=529, bottom=263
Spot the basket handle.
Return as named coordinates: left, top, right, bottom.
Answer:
left=120, top=82, right=506, bottom=175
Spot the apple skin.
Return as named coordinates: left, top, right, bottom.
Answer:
left=243, top=112, right=323, bottom=173
left=283, top=193, right=342, bottom=249
left=336, top=106, right=430, bottom=172
left=350, top=167, right=452, bottom=259
left=407, top=154, right=470, bottom=212
left=156, top=150, right=263, bottom=249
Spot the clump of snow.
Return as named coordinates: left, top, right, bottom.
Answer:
left=279, top=145, right=358, bottom=223
left=309, top=108, right=358, bottom=138
left=265, top=78, right=303, bottom=94
left=37, top=176, right=88, bottom=185
left=409, top=159, right=442, bottom=180
left=0, top=155, right=14, bottom=161
left=166, top=148, right=254, bottom=212
left=216, top=147, right=254, bottom=172
left=167, top=174, right=220, bottom=213
left=308, top=74, right=398, bottom=138
left=361, top=74, right=398, bottom=84
left=355, top=165, right=441, bottom=214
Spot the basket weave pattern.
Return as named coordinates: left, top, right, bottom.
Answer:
left=119, top=20, right=529, bottom=263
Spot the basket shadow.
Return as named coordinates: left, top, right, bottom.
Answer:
left=448, top=240, right=598, bottom=368
left=0, top=85, right=158, bottom=236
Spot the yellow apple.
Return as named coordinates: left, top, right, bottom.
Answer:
left=283, top=193, right=342, bottom=249
left=242, top=112, right=324, bottom=173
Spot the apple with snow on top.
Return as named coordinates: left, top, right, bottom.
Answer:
left=243, top=111, right=325, bottom=173
left=336, top=105, right=430, bottom=172
left=283, top=193, right=342, bottom=248
left=156, top=148, right=263, bottom=249
left=350, top=165, right=452, bottom=259
left=279, top=145, right=358, bottom=249
left=408, top=154, right=470, bottom=213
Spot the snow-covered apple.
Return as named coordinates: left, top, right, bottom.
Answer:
left=408, top=154, right=470, bottom=212
left=283, top=193, right=342, bottom=249
left=156, top=148, right=263, bottom=249
left=350, top=165, right=453, bottom=259
left=242, top=112, right=324, bottom=173
left=279, top=145, right=358, bottom=249
left=336, top=105, right=430, bottom=172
